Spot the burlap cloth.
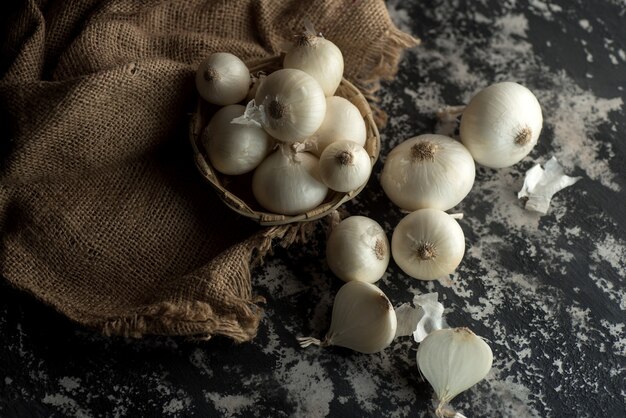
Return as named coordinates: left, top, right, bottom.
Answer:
left=0, top=0, right=417, bottom=342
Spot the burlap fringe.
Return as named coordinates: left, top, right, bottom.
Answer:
left=100, top=219, right=320, bottom=341
left=102, top=302, right=262, bottom=343
left=252, top=219, right=320, bottom=266
left=101, top=301, right=251, bottom=340
left=100, top=287, right=265, bottom=343
left=354, top=28, right=420, bottom=127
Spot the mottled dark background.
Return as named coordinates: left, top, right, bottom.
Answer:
left=2, top=0, right=625, bottom=416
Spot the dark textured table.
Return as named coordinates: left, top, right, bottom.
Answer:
left=2, top=0, right=625, bottom=417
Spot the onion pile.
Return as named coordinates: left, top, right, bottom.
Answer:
left=195, top=29, right=371, bottom=216
left=381, top=82, right=542, bottom=281
left=309, top=82, right=542, bottom=417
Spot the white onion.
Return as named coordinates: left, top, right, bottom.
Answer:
left=381, top=134, right=475, bottom=211
left=202, top=105, right=273, bottom=175
left=252, top=148, right=328, bottom=215
left=195, top=52, right=250, bottom=105
left=253, top=69, right=326, bottom=143
left=391, top=209, right=465, bottom=281
left=326, top=216, right=389, bottom=283
left=283, top=30, right=344, bottom=96
left=310, top=96, right=367, bottom=156
left=298, top=281, right=397, bottom=354
left=319, top=140, right=372, bottom=192
left=460, top=81, right=543, bottom=168
left=417, top=328, right=493, bottom=416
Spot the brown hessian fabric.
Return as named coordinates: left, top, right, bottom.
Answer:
left=0, top=0, right=418, bottom=341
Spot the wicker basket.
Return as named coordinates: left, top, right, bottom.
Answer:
left=189, top=55, right=381, bottom=226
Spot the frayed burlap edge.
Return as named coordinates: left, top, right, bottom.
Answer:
left=98, top=220, right=319, bottom=342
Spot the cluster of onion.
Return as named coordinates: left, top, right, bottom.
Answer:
left=325, top=138, right=477, bottom=287
left=300, top=213, right=493, bottom=418
left=380, top=134, right=474, bottom=281
left=299, top=82, right=542, bottom=416
left=196, top=30, right=372, bottom=216
left=383, top=82, right=543, bottom=281
left=300, top=213, right=494, bottom=418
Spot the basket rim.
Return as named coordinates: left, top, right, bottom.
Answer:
left=190, top=55, right=381, bottom=226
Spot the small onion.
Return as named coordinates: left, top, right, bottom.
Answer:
left=391, top=209, right=465, bottom=281
left=283, top=30, right=344, bottom=96
left=326, top=216, right=390, bottom=283
left=380, top=134, right=475, bottom=211
left=319, top=140, right=372, bottom=192
left=252, top=148, right=328, bottom=215
left=254, top=69, right=327, bottom=143
left=417, top=328, right=493, bottom=417
left=202, top=105, right=273, bottom=175
left=311, top=96, right=366, bottom=156
left=298, top=281, right=397, bottom=354
left=195, top=52, right=250, bottom=105
left=460, top=81, right=543, bottom=168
